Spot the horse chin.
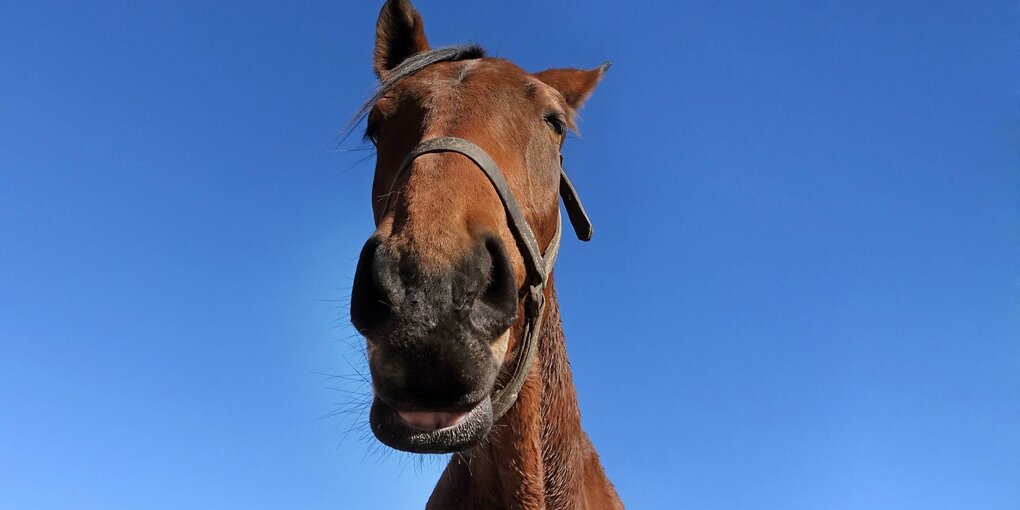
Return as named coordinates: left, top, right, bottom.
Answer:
left=370, top=395, right=493, bottom=454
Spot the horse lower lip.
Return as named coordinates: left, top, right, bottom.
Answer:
left=397, top=410, right=468, bottom=430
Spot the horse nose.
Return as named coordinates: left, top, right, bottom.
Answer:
left=350, top=235, right=518, bottom=337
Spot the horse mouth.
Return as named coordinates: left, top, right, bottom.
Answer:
left=370, top=395, right=494, bottom=454
left=397, top=410, right=469, bottom=430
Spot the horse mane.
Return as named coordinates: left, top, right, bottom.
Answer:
left=347, top=45, right=486, bottom=137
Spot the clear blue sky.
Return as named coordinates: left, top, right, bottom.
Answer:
left=1, top=1, right=1017, bottom=508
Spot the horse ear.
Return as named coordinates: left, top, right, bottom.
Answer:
left=533, top=62, right=611, bottom=110
left=374, top=0, right=431, bottom=79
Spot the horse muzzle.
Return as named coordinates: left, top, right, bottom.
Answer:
left=350, top=232, right=517, bottom=452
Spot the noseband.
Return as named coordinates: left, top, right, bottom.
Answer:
left=380, top=136, right=592, bottom=420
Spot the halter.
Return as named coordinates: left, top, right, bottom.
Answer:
left=380, top=136, right=593, bottom=420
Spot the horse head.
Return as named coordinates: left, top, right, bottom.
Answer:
left=350, top=0, right=607, bottom=454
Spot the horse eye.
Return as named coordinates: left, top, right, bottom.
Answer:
left=544, top=114, right=566, bottom=136
left=365, top=110, right=383, bottom=145
left=365, top=126, right=380, bottom=145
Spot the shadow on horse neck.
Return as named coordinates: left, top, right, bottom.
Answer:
left=348, top=1, right=621, bottom=508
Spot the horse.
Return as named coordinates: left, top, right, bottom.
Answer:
left=348, top=1, right=622, bottom=507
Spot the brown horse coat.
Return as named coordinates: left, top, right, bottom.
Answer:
left=349, top=2, right=622, bottom=508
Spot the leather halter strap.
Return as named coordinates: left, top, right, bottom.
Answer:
left=380, top=136, right=591, bottom=420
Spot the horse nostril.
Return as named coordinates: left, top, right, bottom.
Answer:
left=351, top=238, right=400, bottom=334
left=480, top=236, right=517, bottom=319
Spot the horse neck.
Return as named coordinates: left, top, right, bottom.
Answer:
left=528, top=283, right=590, bottom=505
left=430, top=281, right=619, bottom=509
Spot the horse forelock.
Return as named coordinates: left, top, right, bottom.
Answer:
left=347, top=45, right=486, bottom=138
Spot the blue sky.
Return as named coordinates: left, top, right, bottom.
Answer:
left=1, top=1, right=1017, bottom=508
